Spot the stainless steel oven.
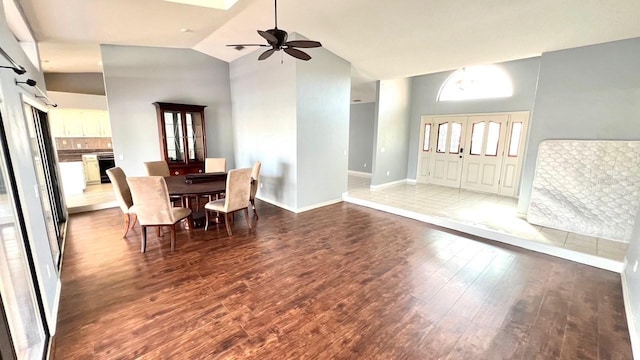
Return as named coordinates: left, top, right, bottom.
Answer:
left=97, top=152, right=115, bottom=183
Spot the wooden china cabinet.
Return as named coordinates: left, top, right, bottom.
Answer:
left=153, top=102, right=207, bottom=176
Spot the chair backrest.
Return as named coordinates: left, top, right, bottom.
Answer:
left=144, top=161, right=170, bottom=177
left=250, top=161, right=262, bottom=200
left=205, top=158, right=226, bottom=173
left=223, top=168, right=252, bottom=212
left=106, top=167, right=133, bottom=213
left=127, top=176, right=175, bottom=225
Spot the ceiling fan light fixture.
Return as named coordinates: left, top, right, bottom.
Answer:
left=226, top=0, right=322, bottom=62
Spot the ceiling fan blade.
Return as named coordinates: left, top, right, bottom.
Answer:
left=285, top=40, right=322, bottom=48
left=284, top=47, right=311, bottom=61
left=257, top=30, right=278, bottom=44
left=226, top=44, right=269, bottom=47
left=258, top=49, right=276, bottom=60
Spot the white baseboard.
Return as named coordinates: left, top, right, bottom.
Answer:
left=48, top=279, right=61, bottom=335
left=343, top=193, right=624, bottom=273
left=348, top=170, right=372, bottom=178
left=67, top=201, right=118, bottom=214
left=370, top=179, right=409, bottom=190
left=256, top=196, right=342, bottom=214
left=255, top=195, right=297, bottom=213
left=406, top=179, right=417, bottom=185
left=296, top=198, right=343, bottom=213
left=621, top=269, right=639, bottom=360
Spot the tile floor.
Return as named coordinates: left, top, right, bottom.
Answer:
left=345, top=175, right=628, bottom=263
left=65, top=183, right=117, bottom=214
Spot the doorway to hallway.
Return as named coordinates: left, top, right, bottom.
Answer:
left=416, top=111, right=529, bottom=197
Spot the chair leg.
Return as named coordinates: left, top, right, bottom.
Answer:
left=188, top=214, right=194, bottom=231
left=130, top=213, right=138, bottom=230
left=141, top=226, right=147, bottom=253
left=123, top=214, right=131, bottom=237
left=244, top=208, right=251, bottom=230
left=170, top=225, right=176, bottom=251
left=205, top=209, right=210, bottom=231
left=250, top=199, right=259, bottom=219
left=224, top=213, right=232, bottom=236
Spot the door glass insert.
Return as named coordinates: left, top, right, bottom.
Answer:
left=449, top=122, right=462, bottom=154
left=436, top=123, right=448, bottom=153
left=485, top=121, right=501, bottom=156
left=508, top=122, right=523, bottom=157
left=470, top=122, right=485, bottom=155
left=163, top=112, right=184, bottom=162
left=422, top=124, right=431, bottom=151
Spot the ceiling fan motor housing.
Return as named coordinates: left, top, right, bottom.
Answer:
left=266, top=28, right=288, bottom=48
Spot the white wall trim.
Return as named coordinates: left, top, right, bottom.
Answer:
left=621, top=269, right=639, bottom=360
left=67, top=201, right=118, bottom=214
left=256, top=195, right=296, bottom=213
left=256, top=196, right=342, bottom=214
left=296, top=198, right=343, bottom=213
left=49, top=279, right=61, bottom=335
left=406, top=179, right=417, bottom=185
left=343, top=193, right=624, bottom=273
left=348, top=170, right=372, bottom=178
left=370, top=179, right=409, bottom=190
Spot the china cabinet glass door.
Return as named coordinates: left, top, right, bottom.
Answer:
left=185, top=112, right=204, bottom=162
left=163, top=111, right=185, bottom=162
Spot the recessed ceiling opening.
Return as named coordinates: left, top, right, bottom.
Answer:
left=163, top=0, right=239, bottom=10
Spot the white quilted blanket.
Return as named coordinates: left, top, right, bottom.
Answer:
left=527, top=140, right=640, bottom=242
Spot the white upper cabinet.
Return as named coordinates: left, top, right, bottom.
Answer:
left=48, top=109, right=112, bottom=138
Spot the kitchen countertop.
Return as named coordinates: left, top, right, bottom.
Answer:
left=58, top=149, right=113, bottom=162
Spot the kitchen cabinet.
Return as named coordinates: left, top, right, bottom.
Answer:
left=154, top=102, right=207, bottom=175
left=49, top=109, right=112, bottom=138
left=82, top=154, right=101, bottom=185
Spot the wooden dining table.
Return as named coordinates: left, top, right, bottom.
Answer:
left=164, top=173, right=227, bottom=227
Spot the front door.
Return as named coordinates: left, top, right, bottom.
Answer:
left=460, top=114, right=509, bottom=193
left=428, top=116, right=467, bottom=187
left=416, top=116, right=433, bottom=183
left=416, top=112, right=530, bottom=196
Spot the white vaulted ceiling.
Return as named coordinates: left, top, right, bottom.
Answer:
left=16, top=0, right=640, bottom=101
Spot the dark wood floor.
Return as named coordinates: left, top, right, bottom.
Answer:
left=53, top=201, right=633, bottom=359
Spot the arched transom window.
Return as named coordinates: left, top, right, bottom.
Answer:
left=438, top=65, right=513, bottom=101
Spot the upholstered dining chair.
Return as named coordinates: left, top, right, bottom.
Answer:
left=202, top=158, right=227, bottom=205
left=205, top=158, right=226, bottom=173
left=144, top=161, right=170, bottom=177
left=127, top=176, right=193, bottom=253
left=106, top=167, right=136, bottom=237
left=204, top=168, right=252, bottom=236
left=250, top=161, right=262, bottom=219
left=144, top=160, right=182, bottom=205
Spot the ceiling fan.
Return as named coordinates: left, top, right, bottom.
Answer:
left=227, top=0, right=322, bottom=61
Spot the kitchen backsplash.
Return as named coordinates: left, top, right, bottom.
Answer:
left=55, top=137, right=112, bottom=151
left=56, top=137, right=113, bottom=162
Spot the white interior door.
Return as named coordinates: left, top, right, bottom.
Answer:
left=416, top=116, right=434, bottom=183
left=460, top=114, right=509, bottom=193
left=498, top=112, right=530, bottom=197
left=428, top=116, right=467, bottom=187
